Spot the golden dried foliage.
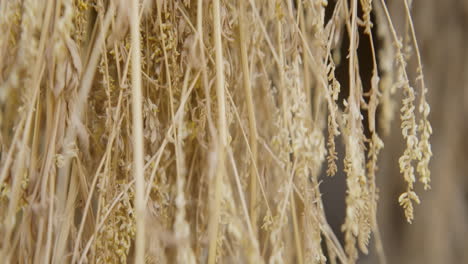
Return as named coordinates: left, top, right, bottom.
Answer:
left=0, top=0, right=432, bottom=263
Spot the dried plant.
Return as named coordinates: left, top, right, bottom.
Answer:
left=0, top=0, right=432, bottom=263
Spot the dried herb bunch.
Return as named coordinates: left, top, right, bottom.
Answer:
left=0, top=0, right=432, bottom=263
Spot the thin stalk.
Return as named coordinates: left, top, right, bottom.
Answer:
left=290, top=193, right=304, bottom=264
left=197, top=0, right=216, bottom=138
left=228, top=149, right=262, bottom=263
left=130, top=0, right=146, bottom=263
left=402, top=0, right=427, bottom=106
left=239, top=0, right=258, bottom=236
left=208, top=0, right=227, bottom=263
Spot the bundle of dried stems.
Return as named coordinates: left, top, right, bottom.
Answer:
left=0, top=0, right=432, bottom=263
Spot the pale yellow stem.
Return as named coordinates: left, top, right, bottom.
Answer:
left=208, top=0, right=227, bottom=263
left=130, top=0, right=146, bottom=263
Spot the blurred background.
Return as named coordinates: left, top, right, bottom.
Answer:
left=321, top=0, right=468, bottom=263
left=382, top=0, right=468, bottom=262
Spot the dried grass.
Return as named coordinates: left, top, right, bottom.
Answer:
left=0, top=0, right=432, bottom=263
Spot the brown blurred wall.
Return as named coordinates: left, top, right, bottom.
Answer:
left=374, top=1, right=468, bottom=263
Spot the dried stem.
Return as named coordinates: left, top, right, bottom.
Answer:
left=208, top=0, right=227, bottom=263
left=130, top=0, right=146, bottom=263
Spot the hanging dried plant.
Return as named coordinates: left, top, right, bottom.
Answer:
left=0, top=0, right=432, bottom=263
